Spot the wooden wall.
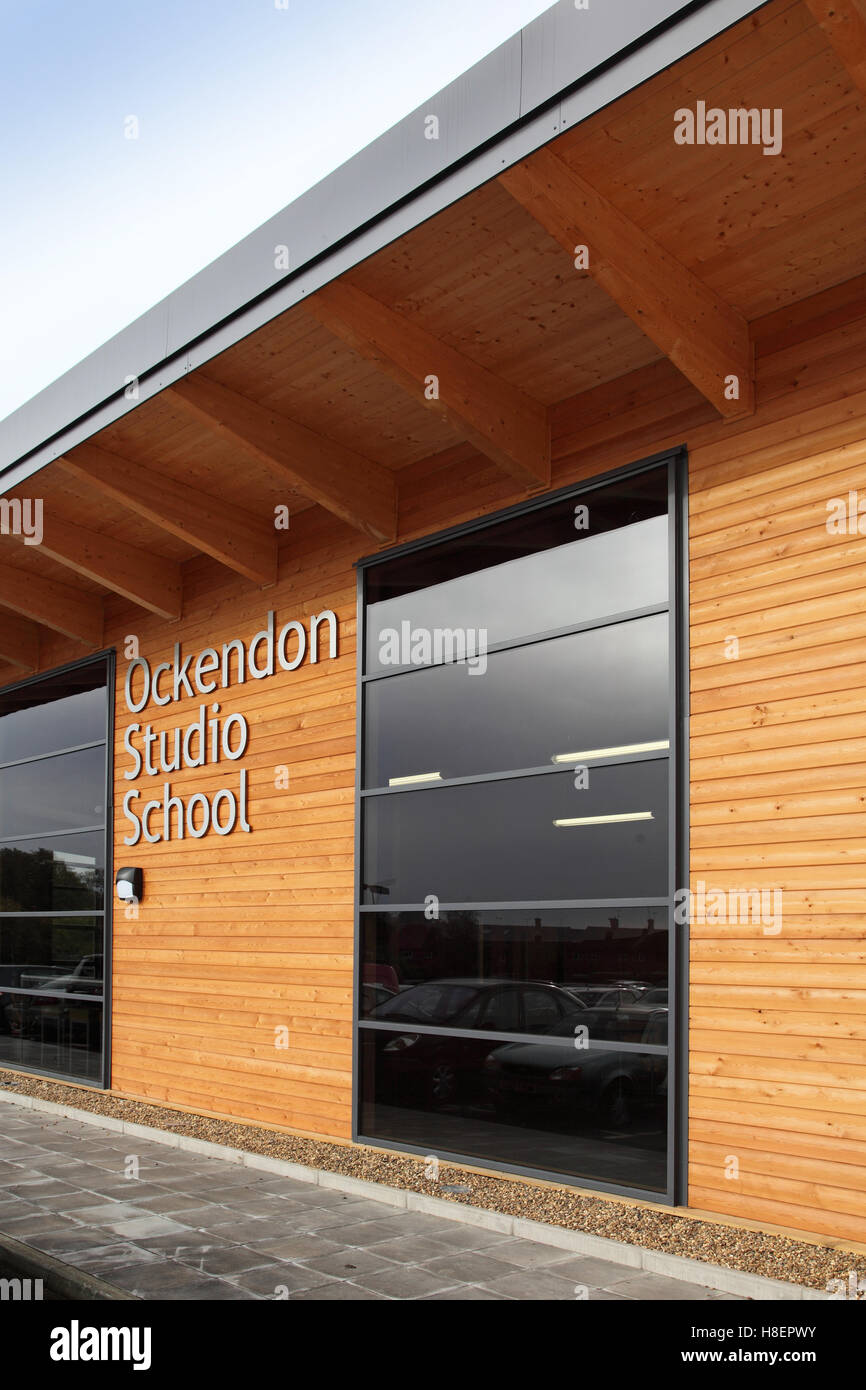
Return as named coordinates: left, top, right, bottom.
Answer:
left=105, top=515, right=359, bottom=1140
left=11, top=274, right=866, bottom=1242
left=687, top=295, right=866, bottom=1245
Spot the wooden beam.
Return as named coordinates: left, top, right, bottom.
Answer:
left=805, top=0, right=866, bottom=98
left=0, top=562, right=103, bottom=646
left=305, top=281, right=550, bottom=487
left=168, top=375, right=397, bottom=543
left=499, top=147, right=755, bottom=420
left=59, top=443, right=277, bottom=586
left=5, top=515, right=182, bottom=620
left=0, top=610, right=39, bottom=670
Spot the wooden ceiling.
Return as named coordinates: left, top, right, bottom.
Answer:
left=1, top=0, right=864, bottom=676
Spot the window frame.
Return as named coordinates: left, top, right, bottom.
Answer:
left=353, top=447, right=688, bottom=1206
left=0, top=650, right=115, bottom=1088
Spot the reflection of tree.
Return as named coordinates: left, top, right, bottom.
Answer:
left=0, top=847, right=103, bottom=913
left=0, top=917, right=97, bottom=968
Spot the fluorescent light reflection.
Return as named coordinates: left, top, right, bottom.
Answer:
left=388, top=771, right=443, bottom=787
left=552, top=740, right=669, bottom=764
left=554, top=811, right=654, bottom=827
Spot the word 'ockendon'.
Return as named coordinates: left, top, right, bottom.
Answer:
left=124, top=609, right=337, bottom=713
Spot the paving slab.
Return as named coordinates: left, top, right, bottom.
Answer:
left=0, top=1103, right=750, bottom=1302
left=489, top=1239, right=591, bottom=1270
left=365, top=1235, right=455, bottom=1264
left=603, top=1272, right=719, bottom=1301
left=227, top=1263, right=336, bottom=1296
left=290, top=1281, right=389, bottom=1300
left=484, top=1268, right=590, bottom=1300
left=420, top=1286, right=511, bottom=1300
left=354, top=1265, right=462, bottom=1299
left=299, top=1246, right=400, bottom=1279
left=419, top=1250, right=519, bottom=1284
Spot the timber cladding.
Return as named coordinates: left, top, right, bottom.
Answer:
left=107, top=515, right=359, bottom=1140
left=39, top=276, right=860, bottom=1236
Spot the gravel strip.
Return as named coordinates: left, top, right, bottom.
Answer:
left=0, top=1069, right=861, bottom=1293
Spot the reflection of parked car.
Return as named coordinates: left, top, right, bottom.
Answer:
left=32, top=955, right=103, bottom=996
left=360, top=982, right=397, bottom=1016
left=564, top=985, right=646, bottom=1013
left=579, top=993, right=669, bottom=1045
left=637, top=987, right=668, bottom=1007
left=368, top=978, right=581, bottom=1106
left=485, top=1010, right=668, bottom=1127
left=15, top=957, right=103, bottom=1042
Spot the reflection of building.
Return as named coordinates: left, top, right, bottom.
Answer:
left=371, top=913, right=667, bottom=991
left=0, top=2, right=863, bottom=1246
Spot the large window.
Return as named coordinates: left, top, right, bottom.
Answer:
left=356, top=459, right=682, bottom=1199
left=0, top=657, right=111, bottom=1084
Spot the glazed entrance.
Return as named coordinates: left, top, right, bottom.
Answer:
left=356, top=457, right=681, bottom=1200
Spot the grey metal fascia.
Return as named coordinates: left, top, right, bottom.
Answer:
left=0, top=0, right=767, bottom=487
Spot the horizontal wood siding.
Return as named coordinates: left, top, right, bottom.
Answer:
left=106, top=513, right=358, bottom=1139
left=687, top=317, right=866, bottom=1242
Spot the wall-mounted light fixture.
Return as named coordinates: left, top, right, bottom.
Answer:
left=116, top=866, right=143, bottom=903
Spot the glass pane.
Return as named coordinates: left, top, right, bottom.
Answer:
left=362, top=761, right=668, bottom=905
left=0, top=999, right=102, bottom=1084
left=0, top=662, right=108, bottom=764
left=367, top=514, right=667, bottom=674
left=364, top=614, right=669, bottom=787
left=360, top=909, right=668, bottom=1042
left=358, top=1028, right=667, bottom=1192
left=0, top=832, right=105, bottom=912
left=0, top=745, right=106, bottom=838
left=0, top=918, right=103, bottom=988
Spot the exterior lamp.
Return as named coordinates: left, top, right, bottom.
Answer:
left=116, top=866, right=143, bottom=903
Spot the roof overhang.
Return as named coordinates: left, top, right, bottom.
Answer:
left=0, top=0, right=766, bottom=488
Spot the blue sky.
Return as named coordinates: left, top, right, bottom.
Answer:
left=0, top=0, right=554, bottom=423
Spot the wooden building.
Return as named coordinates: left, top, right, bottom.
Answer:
left=1, top=0, right=865, bottom=1247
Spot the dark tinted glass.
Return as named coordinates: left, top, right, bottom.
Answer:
left=358, top=1029, right=667, bottom=1191
left=0, top=919, right=103, bottom=983
left=0, top=663, right=107, bottom=764
left=360, top=464, right=673, bottom=1195
left=365, top=469, right=668, bottom=676
left=359, top=907, right=668, bottom=1042
left=366, top=468, right=667, bottom=609
left=362, top=761, right=668, bottom=905
left=364, top=614, right=668, bottom=787
left=0, top=832, right=105, bottom=912
left=0, top=996, right=102, bottom=1083
left=0, top=745, right=107, bottom=838
left=367, top=513, right=667, bottom=673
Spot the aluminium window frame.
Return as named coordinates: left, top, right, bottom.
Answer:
left=0, top=649, right=115, bottom=1089
left=352, top=446, right=689, bottom=1207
